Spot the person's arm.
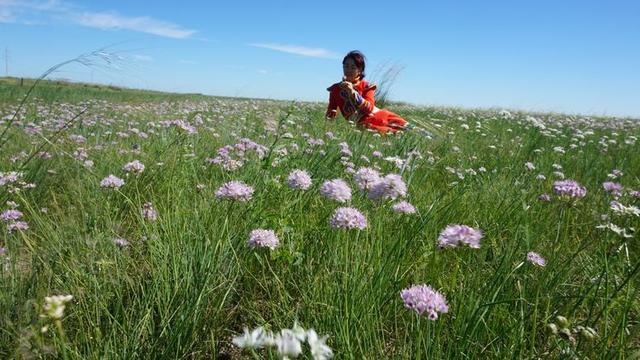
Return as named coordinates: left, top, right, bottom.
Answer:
left=325, top=86, right=338, bottom=119
left=346, top=83, right=376, bottom=115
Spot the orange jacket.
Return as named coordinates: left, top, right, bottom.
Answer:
left=325, top=79, right=377, bottom=121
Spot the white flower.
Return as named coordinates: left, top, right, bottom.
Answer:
left=42, top=295, right=73, bottom=319
left=307, top=329, right=333, bottom=360
left=610, top=201, right=640, bottom=217
left=275, top=329, right=303, bottom=359
left=232, top=327, right=273, bottom=349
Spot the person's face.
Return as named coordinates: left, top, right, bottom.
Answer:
left=343, top=58, right=361, bottom=82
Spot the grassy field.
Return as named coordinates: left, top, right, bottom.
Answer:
left=0, top=78, right=638, bottom=359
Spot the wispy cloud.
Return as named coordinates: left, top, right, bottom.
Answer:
left=0, top=0, right=196, bottom=39
left=248, top=43, right=339, bottom=59
left=131, top=54, right=153, bottom=62
left=73, top=12, right=195, bottom=39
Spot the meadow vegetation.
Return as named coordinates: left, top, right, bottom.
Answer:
left=0, top=78, right=638, bottom=359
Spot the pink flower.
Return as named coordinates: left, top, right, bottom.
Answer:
left=215, top=181, right=254, bottom=202
left=100, top=175, right=125, bottom=189
left=526, top=251, right=546, bottom=267
left=400, top=284, right=449, bottom=320
left=329, top=207, right=367, bottom=230
left=392, top=201, right=416, bottom=214
left=247, top=229, right=280, bottom=250
left=287, top=170, right=312, bottom=190
left=437, top=224, right=483, bottom=249
left=320, top=179, right=352, bottom=203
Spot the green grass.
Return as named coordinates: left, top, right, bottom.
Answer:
left=0, top=79, right=638, bottom=359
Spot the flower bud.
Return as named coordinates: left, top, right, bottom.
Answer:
left=546, top=323, right=559, bottom=335
left=579, top=327, right=597, bottom=341
left=555, top=315, right=569, bottom=329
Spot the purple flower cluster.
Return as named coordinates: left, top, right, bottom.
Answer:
left=329, top=207, right=367, bottom=230
left=7, top=221, right=28, bottom=233
left=247, top=229, right=280, bottom=250
left=100, top=175, right=125, bottom=189
left=369, top=174, right=408, bottom=201
left=602, top=181, right=623, bottom=197
left=215, top=181, right=254, bottom=202
left=553, top=180, right=587, bottom=199
left=1, top=209, right=23, bottom=221
left=141, top=202, right=158, bottom=221
left=123, top=160, right=145, bottom=174
left=353, top=167, right=381, bottom=192
left=320, top=179, right=352, bottom=203
left=400, top=284, right=449, bottom=320
left=526, top=251, right=546, bottom=267
left=1, top=209, right=27, bottom=233
left=392, top=201, right=416, bottom=214
left=207, top=138, right=268, bottom=171
left=159, top=119, right=197, bottom=134
left=437, top=224, right=483, bottom=249
left=287, top=170, right=312, bottom=190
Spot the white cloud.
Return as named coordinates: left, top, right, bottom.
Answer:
left=73, top=11, right=195, bottom=39
left=248, top=43, right=339, bottom=59
left=131, top=54, right=153, bottom=62
left=0, top=0, right=196, bottom=39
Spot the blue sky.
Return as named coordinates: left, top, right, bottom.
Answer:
left=1, top=0, right=639, bottom=117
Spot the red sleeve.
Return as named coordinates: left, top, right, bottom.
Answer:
left=350, top=82, right=376, bottom=115
left=361, top=83, right=376, bottom=112
left=325, top=85, right=338, bottom=119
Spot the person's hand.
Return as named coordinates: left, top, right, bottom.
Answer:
left=339, top=81, right=354, bottom=92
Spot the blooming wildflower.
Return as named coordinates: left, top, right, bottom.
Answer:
left=536, top=174, right=546, bottom=180
left=113, top=238, right=130, bottom=248
left=392, top=201, right=416, bottom=214
left=320, top=179, right=352, bottom=203
left=123, top=160, right=145, bottom=174
left=527, top=251, right=546, bottom=267
left=100, top=175, right=125, bottom=189
left=41, top=295, right=73, bottom=320
left=247, top=229, right=280, bottom=250
left=596, top=223, right=634, bottom=238
left=287, top=170, right=312, bottom=190
left=610, top=201, right=640, bottom=217
left=307, top=329, right=333, bottom=360
left=553, top=171, right=565, bottom=179
left=232, top=327, right=273, bottom=349
left=437, top=224, right=483, bottom=249
left=524, top=162, right=535, bottom=170
left=1, top=209, right=23, bottom=221
left=369, top=174, right=408, bottom=201
left=372, top=150, right=383, bottom=158
left=353, top=167, right=381, bottom=192
left=275, top=330, right=303, bottom=359
left=538, top=193, right=552, bottom=202
left=7, top=221, right=28, bottom=233
left=602, top=181, right=623, bottom=193
left=329, top=207, right=367, bottom=230
left=215, top=181, right=254, bottom=202
left=553, top=180, right=586, bottom=199
left=630, top=190, right=640, bottom=199
left=141, top=202, right=158, bottom=221
left=400, top=284, right=449, bottom=320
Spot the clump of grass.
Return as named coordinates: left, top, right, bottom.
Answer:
left=370, top=59, right=405, bottom=109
